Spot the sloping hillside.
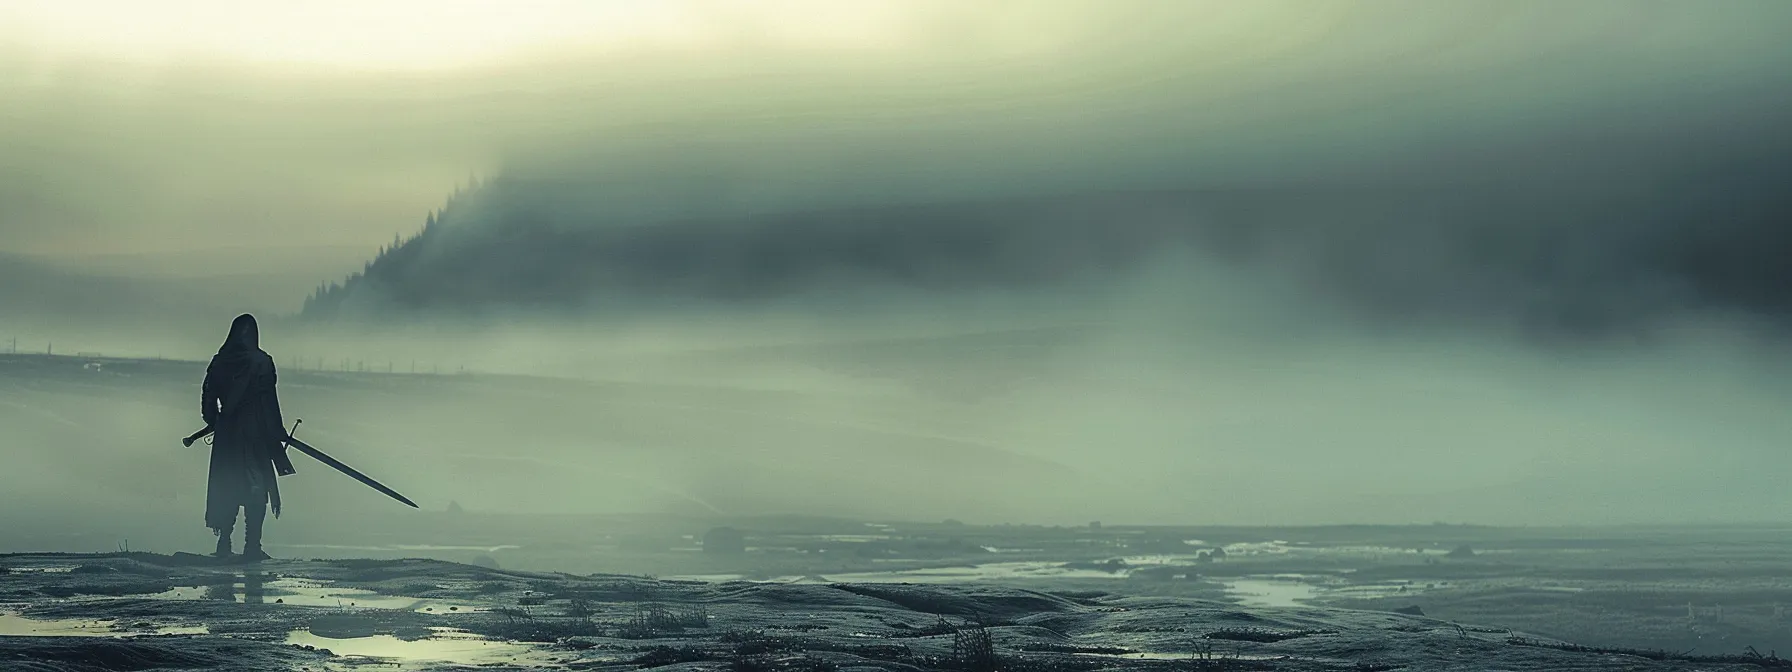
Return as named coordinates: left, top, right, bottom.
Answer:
left=298, top=171, right=1792, bottom=341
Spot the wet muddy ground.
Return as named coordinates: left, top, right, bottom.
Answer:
left=5, top=551, right=1791, bottom=671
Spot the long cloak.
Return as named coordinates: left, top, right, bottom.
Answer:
left=201, top=315, right=294, bottom=531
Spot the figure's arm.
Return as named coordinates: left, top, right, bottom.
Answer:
left=201, top=367, right=220, bottom=425
left=265, top=362, right=298, bottom=476
left=267, top=363, right=286, bottom=432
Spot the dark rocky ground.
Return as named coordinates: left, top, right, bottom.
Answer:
left=4, top=552, right=1791, bottom=671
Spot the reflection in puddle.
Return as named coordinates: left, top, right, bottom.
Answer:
left=148, top=576, right=476, bottom=613
left=284, top=628, right=546, bottom=666
left=672, top=563, right=1113, bottom=585
left=284, top=543, right=522, bottom=554
left=1224, top=578, right=1319, bottom=608
left=1327, top=581, right=1426, bottom=600
left=1082, top=651, right=1291, bottom=661
left=814, top=562, right=1135, bottom=584
left=671, top=574, right=749, bottom=582
left=2, top=566, right=77, bottom=574
left=0, top=614, right=117, bottom=638
left=669, top=574, right=827, bottom=585
left=0, top=613, right=208, bottom=638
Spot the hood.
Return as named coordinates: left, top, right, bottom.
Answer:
left=219, top=313, right=260, bottom=354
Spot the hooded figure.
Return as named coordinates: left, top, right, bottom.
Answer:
left=201, top=314, right=295, bottom=561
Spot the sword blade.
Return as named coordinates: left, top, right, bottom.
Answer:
left=284, top=436, right=419, bottom=509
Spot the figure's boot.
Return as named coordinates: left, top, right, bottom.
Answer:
left=213, top=528, right=234, bottom=558
left=241, top=503, right=271, bottom=562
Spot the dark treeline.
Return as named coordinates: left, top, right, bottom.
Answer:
left=298, top=151, right=1792, bottom=342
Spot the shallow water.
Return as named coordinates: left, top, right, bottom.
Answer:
left=811, top=535, right=893, bottom=543
left=0, top=613, right=207, bottom=637
left=1081, top=651, right=1291, bottom=661
left=284, top=627, right=553, bottom=667
left=689, top=542, right=1479, bottom=588
left=1326, top=581, right=1422, bottom=600
left=1223, top=578, right=1319, bottom=608
left=147, top=577, right=477, bottom=613
left=284, top=543, right=522, bottom=554
left=670, top=573, right=748, bottom=582
left=0, top=614, right=119, bottom=637
left=823, top=562, right=1132, bottom=583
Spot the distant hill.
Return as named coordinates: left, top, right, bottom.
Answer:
left=299, top=165, right=1792, bottom=340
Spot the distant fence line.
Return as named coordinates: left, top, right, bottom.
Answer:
left=1682, top=602, right=1789, bottom=622
left=287, top=356, right=467, bottom=375
left=0, top=342, right=468, bottom=375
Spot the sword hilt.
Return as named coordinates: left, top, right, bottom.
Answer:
left=286, top=418, right=302, bottom=443
left=181, top=425, right=214, bottom=448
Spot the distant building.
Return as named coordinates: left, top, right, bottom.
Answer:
left=703, top=527, right=746, bottom=555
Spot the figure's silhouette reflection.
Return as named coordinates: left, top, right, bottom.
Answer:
left=242, top=571, right=266, bottom=605
left=200, top=571, right=268, bottom=604
left=203, top=578, right=234, bottom=602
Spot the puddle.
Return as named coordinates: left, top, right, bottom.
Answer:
left=1221, top=542, right=1293, bottom=557
left=751, top=575, right=821, bottom=584
left=1326, top=582, right=1424, bottom=600
left=1117, top=555, right=1200, bottom=566
left=1198, top=541, right=1458, bottom=559
left=668, top=574, right=829, bottom=585
left=670, top=573, right=747, bottom=582
left=0, top=613, right=208, bottom=638
left=812, top=535, right=893, bottom=543
left=285, top=627, right=550, bottom=666
left=823, top=562, right=1136, bottom=584
left=0, top=614, right=121, bottom=638
left=680, top=560, right=1205, bottom=585
left=1223, top=578, right=1319, bottom=608
left=2, top=566, right=76, bottom=574
left=285, top=543, right=522, bottom=554
left=148, top=577, right=477, bottom=613
left=1081, top=651, right=1291, bottom=661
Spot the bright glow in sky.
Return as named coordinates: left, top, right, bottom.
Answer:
left=4, top=0, right=1789, bottom=258
left=0, top=0, right=915, bottom=70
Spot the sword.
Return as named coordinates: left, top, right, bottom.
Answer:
left=180, top=421, right=419, bottom=509
left=285, top=434, right=419, bottom=509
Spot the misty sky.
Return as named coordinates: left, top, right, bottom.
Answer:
left=5, top=0, right=1790, bottom=260
left=4, top=2, right=1792, bottom=528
